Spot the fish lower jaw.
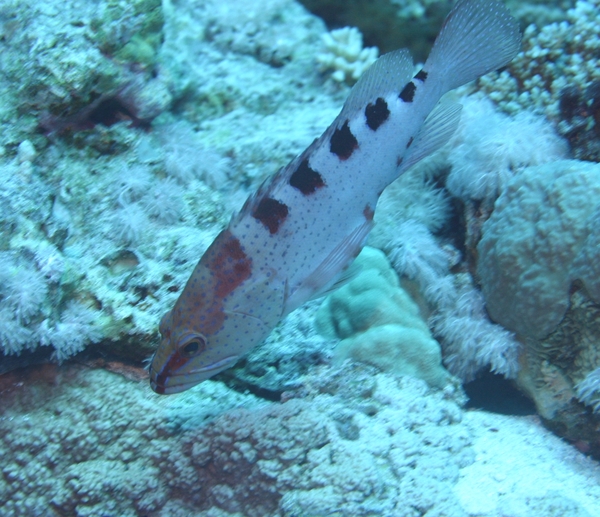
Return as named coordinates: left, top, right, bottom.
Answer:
left=149, top=355, right=240, bottom=394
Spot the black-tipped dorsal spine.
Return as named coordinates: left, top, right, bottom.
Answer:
left=289, top=159, right=325, bottom=195
left=399, top=81, right=416, bottom=102
left=252, top=197, right=289, bottom=234
left=330, top=120, right=359, bottom=160
left=365, top=97, right=390, bottom=131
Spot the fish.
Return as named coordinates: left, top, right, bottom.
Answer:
left=150, top=0, right=521, bottom=394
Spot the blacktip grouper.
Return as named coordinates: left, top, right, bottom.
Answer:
left=150, top=0, right=521, bottom=394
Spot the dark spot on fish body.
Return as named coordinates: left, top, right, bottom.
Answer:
left=414, top=69, right=428, bottom=82
left=399, top=81, right=416, bottom=102
left=290, top=159, right=325, bottom=195
left=330, top=120, right=358, bottom=160
left=365, top=97, right=390, bottom=131
left=396, top=156, right=403, bottom=167
left=363, top=204, right=374, bottom=221
left=252, top=197, right=289, bottom=234
left=406, top=136, right=414, bottom=148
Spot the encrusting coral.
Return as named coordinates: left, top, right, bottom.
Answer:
left=477, top=160, right=600, bottom=340
left=0, top=362, right=471, bottom=517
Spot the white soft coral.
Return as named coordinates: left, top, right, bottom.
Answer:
left=384, top=221, right=521, bottom=382
left=446, top=97, right=568, bottom=203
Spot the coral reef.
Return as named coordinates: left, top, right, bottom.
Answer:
left=477, top=160, right=600, bottom=340
left=0, top=362, right=472, bottom=517
left=0, top=0, right=334, bottom=366
left=298, top=0, right=449, bottom=61
left=371, top=217, right=521, bottom=383
left=1, top=0, right=600, bottom=508
left=514, top=288, right=600, bottom=455
left=472, top=0, right=600, bottom=159
left=3, top=361, right=600, bottom=516
left=475, top=160, right=600, bottom=451
left=316, top=247, right=452, bottom=388
left=0, top=0, right=170, bottom=146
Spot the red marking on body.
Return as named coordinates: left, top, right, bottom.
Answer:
left=363, top=204, right=375, bottom=221
left=207, top=231, right=253, bottom=299
left=171, top=230, right=252, bottom=336
left=160, top=353, right=190, bottom=383
left=153, top=384, right=166, bottom=394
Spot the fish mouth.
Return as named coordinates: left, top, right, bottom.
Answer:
left=149, top=355, right=240, bottom=394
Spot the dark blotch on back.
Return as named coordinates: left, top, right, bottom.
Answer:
left=365, top=97, right=390, bottom=131
left=414, top=69, right=428, bottom=82
left=252, top=197, right=289, bottom=234
left=290, top=159, right=325, bottom=195
left=330, top=120, right=358, bottom=160
left=399, top=81, right=416, bottom=103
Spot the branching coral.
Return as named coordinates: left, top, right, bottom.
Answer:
left=471, top=0, right=600, bottom=159
left=317, top=26, right=379, bottom=84
left=475, top=0, right=600, bottom=117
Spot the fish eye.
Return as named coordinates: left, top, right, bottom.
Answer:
left=178, top=334, right=207, bottom=357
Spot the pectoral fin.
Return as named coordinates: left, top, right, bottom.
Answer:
left=283, top=218, right=373, bottom=315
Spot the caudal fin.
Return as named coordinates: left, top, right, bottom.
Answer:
left=425, top=0, right=521, bottom=92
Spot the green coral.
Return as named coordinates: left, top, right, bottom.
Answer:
left=316, top=246, right=451, bottom=388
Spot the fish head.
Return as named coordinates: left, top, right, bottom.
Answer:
left=149, top=229, right=284, bottom=394
left=149, top=305, right=272, bottom=394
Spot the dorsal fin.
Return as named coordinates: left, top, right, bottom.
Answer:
left=339, top=49, right=414, bottom=119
